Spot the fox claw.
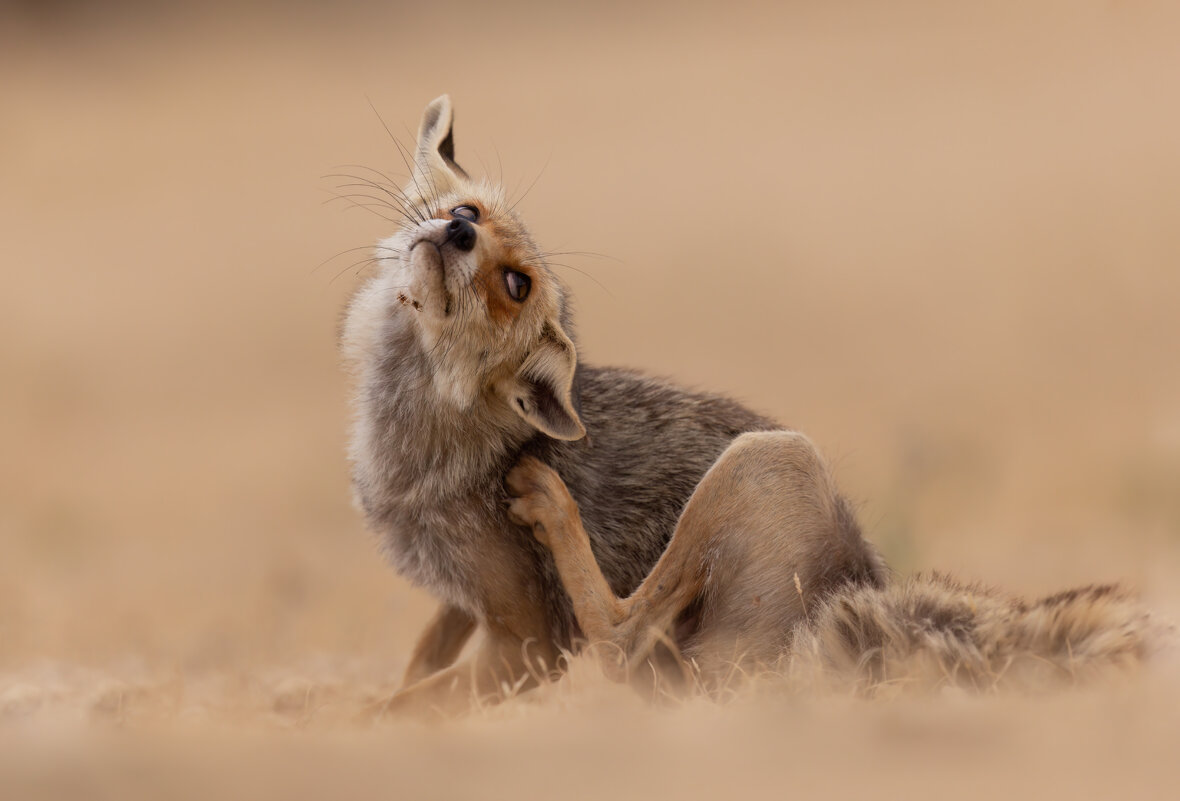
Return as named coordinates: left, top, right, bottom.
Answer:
left=505, top=457, right=572, bottom=548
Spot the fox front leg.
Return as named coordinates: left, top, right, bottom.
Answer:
left=399, top=603, right=477, bottom=688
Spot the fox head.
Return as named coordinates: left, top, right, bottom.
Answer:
left=343, top=95, right=585, bottom=442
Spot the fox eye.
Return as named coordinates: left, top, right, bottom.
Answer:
left=451, top=205, right=479, bottom=222
left=504, top=269, right=531, bottom=302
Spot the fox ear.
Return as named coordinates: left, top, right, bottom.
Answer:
left=412, top=94, right=469, bottom=195
left=502, top=323, right=586, bottom=441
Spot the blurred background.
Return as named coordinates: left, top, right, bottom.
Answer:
left=1, top=0, right=1179, bottom=795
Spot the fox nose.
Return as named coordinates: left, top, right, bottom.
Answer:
left=445, top=217, right=477, bottom=252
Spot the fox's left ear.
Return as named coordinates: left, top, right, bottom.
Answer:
left=500, top=323, right=586, bottom=441
left=412, top=94, right=469, bottom=196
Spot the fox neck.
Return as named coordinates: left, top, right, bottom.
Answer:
left=350, top=311, right=531, bottom=517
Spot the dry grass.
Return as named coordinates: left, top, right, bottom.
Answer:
left=3, top=1, right=1180, bottom=798
left=3, top=661, right=1180, bottom=800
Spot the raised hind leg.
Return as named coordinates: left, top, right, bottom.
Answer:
left=507, top=430, right=880, bottom=686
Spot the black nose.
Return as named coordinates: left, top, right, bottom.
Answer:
left=445, top=217, right=477, bottom=252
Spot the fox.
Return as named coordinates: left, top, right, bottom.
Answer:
left=341, top=95, right=1168, bottom=716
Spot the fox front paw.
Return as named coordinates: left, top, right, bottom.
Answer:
left=505, top=456, right=574, bottom=548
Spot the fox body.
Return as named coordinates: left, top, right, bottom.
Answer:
left=343, top=96, right=874, bottom=708
left=343, top=96, right=1165, bottom=715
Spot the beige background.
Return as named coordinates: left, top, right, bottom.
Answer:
left=2, top=1, right=1178, bottom=797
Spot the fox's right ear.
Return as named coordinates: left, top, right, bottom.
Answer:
left=411, top=94, right=469, bottom=198
left=499, top=322, right=586, bottom=442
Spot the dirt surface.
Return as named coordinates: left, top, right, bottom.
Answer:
left=2, top=1, right=1179, bottom=798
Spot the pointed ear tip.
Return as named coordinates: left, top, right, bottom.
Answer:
left=426, top=94, right=453, bottom=114
left=560, top=421, right=587, bottom=441
left=417, top=95, right=456, bottom=152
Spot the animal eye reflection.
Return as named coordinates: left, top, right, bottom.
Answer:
left=504, top=269, right=531, bottom=302
left=451, top=205, right=479, bottom=222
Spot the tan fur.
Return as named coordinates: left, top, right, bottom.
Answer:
left=380, top=523, right=563, bottom=718
left=507, top=431, right=889, bottom=692
left=506, top=435, right=1172, bottom=696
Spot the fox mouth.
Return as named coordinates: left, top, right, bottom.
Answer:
left=406, top=239, right=452, bottom=315
left=410, top=238, right=444, bottom=273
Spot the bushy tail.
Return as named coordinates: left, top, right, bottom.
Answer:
left=791, top=572, right=1172, bottom=695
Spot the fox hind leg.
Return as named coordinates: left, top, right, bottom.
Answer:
left=507, top=430, right=882, bottom=688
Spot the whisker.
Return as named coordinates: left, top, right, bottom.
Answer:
left=368, top=96, right=432, bottom=223
left=493, top=142, right=504, bottom=191
left=323, top=191, right=399, bottom=211
left=330, top=259, right=377, bottom=284
left=507, top=150, right=552, bottom=214
left=330, top=163, right=412, bottom=193
left=532, top=260, right=612, bottom=297
left=312, top=244, right=390, bottom=276
left=327, top=177, right=422, bottom=224
left=321, top=191, right=400, bottom=224
left=538, top=249, right=619, bottom=263
left=473, top=148, right=492, bottom=183
left=329, top=253, right=401, bottom=285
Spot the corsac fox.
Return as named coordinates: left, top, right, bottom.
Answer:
left=341, top=95, right=1167, bottom=716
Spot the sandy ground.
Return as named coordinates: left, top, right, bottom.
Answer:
left=2, top=1, right=1179, bottom=798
